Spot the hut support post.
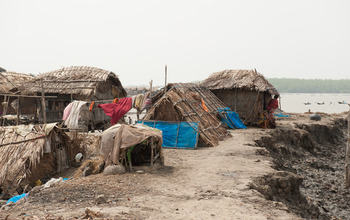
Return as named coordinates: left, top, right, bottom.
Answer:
left=164, top=65, right=167, bottom=92
left=41, top=79, right=47, bottom=124
left=346, top=109, right=350, bottom=188
left=149, top=80, right=153, bottom=93
left=234, top=89, right=237, bottom=112
left=150, top=137, right=154, bottom=169
left=16, top=96, right=20, bottom=125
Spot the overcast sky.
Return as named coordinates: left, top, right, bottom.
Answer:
left=1, top=0, right=349, bottom=86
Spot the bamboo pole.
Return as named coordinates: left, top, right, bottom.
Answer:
left=149, top=80, right=153, bottom=94
left=16, top=97, right=20, bottom=125
left=0, top=93, right=57, bottom=98
left=345, top=107, right=350, bottom=188
left=41, top=79, right=47, bottom=124
left=164, top=65, right=167, bottom=92
left=150, top=137, right=154, bottom=169
left=0, top=135, right=46, bottom=148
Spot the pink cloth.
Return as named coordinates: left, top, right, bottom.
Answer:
left=62, top=102, right=74, bottom=121
left=98, top=97, right=132, bottom=125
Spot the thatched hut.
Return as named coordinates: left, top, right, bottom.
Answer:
left=22, top=66, right=127, bottom=125
left=143, top=83, right=230, bottom=147
left=201, top=69, right=279, bottom=125
left=0, top=71, right=36, bottom=121
left=0, top=124, right=81, bottom=198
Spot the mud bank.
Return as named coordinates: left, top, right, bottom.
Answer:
left=252, top=114, right=350, bottom=219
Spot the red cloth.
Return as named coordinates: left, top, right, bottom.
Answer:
left=266, top=99, right=278, bottom=112
left=98, top=97, right=132, bottom=125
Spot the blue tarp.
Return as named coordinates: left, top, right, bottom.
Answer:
left=274, top=113, right=291, bottom=118
left=217, top=107, right=246, bottom=129
left=7, top=193, right=28, bottom=204
left=137, top=121, right=199, bottom=149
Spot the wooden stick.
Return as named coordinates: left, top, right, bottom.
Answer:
left=0, top=93, right=57, bottom=98
left=164, top=65, right=167, bottom=92
left=345, top=107, right=350, bottom=188
left=0, top=135, right=46, bottom=147
left=16, top=97, right=20, bottom=125
left=150, top=137, right=154, bottom=169
left=41, top=79, right=47, bottom=124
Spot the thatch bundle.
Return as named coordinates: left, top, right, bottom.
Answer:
left=0, top=125, right=78, bottom=198
left=201, top=69, right=279, bottom=95
left=144, top=83, right=231, bottom=147
left=23, top=66, right=127, bottom=99
left=0, top=71, right=34, bottom=93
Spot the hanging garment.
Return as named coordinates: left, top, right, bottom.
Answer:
left=64, top=101, right=87, bottom=129
left=89, top=102, right=95, bottom=112
left=62, top=102, right=74, bottom=121
left=98, top=97, right=132, bottom=125
left=141, top=92, right=152, bottom=111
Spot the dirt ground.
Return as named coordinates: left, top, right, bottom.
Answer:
left=1, top=112, right=349, bottom=219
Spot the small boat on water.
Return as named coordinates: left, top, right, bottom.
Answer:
left=316, top=102, right=325, bottom=105
left=338, top=101, right=347, bottom=104
left=304, top=102, right=311, bottom=105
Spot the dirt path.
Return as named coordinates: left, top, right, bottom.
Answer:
left=2, top=128, right=303, bottom=219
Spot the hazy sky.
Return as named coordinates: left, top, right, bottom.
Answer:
left=1, top=0, right=349, bottom=86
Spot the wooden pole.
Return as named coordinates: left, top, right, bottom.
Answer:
left=16, top=97, right=20, bottom=125
left=164, top=65, right=167, bottom=92
left=41, top=79, right=47, bottom=124
left=345, top=107, right=350, bottom=188
left=150, top=137, right=154, bottom=169
left=149, top=80, right=153, bottom=94
left=234, top=89, right=237, bottom=112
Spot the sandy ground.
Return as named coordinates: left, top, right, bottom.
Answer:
left=1, top=127, right=304, bottom=220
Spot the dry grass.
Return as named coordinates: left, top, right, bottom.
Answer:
left=0, top=125, right=45, bottom=196
left=144, top=84, right=231, bottom=147
left=0, top=71, right=34, bottom=93
left=201, top=69, right=279, bottom=95
left=21, top=66, right=127, bottom=98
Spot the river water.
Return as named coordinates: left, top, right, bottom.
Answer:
left=280, top=93, right=350, bottom=114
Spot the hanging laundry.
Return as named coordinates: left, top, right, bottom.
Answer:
left=62, top=102, right=74, bottom=121
left=98, top=97, right=132, bottom=125
left=64, top=101, right=88, bottom=129
left=141, top=92, right=152, bottom=111
left=89, top=102, right=95, bottom=112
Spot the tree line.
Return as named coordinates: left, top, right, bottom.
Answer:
left=268, top=78, right=350, bottom=93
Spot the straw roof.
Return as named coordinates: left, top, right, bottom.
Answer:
left=0, top=71, right=34, bottom=93
left=153, top=83, right=227, bottom=113
left=201, top=69, right=279, bottom=95
left=24, top=66, right=126, bottom=98
left=0, top=125, right=46, bottom=196
left=144, top=83, right=231, bottom=147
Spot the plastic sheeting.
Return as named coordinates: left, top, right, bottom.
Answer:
left=137, top=121, right=199, bottom=149
left=217, top=107, right=246, bottom=129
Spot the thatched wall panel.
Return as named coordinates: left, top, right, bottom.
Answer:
left=213, top=89, right=264, bottom=125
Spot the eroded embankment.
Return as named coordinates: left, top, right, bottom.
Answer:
left=251, top=116, right=350, bottom=219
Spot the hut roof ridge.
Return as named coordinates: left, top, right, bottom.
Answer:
left=201, top=69, right=279, bottom=95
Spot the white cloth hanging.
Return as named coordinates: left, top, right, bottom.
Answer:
left=64, top=101, right=87, bottom=129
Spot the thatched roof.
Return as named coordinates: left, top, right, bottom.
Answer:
left=201, top=69, right=279, bottom=95
left=0, top=71, right=34, bottom=93
left=24, top=66, right=126, bottom=98
left=0, top=125, right=46, bottom=197
left=0, top=125, right=76, bottom=198
left=143, top=83, right=231, bottom=147
left=152, top=83, right=227, bottom=113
